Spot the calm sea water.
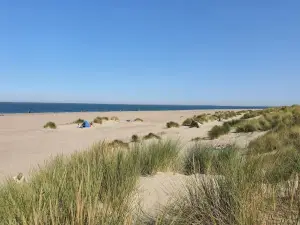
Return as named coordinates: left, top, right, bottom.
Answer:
left=0, top=102, right=266, bottom=114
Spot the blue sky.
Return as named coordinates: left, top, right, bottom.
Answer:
left=1, top=0, right=299, bottom=106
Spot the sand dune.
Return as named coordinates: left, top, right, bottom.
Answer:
left=0, top=109, right=257, bottom=182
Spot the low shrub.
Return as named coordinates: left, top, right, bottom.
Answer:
left=166, top=121, right=179, bottom=128
left=43, top=121, right=57, bottom=129
left=134, top=118, right=143, bottom=122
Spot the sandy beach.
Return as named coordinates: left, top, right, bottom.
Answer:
left=0, top=109, right=260, bottom=183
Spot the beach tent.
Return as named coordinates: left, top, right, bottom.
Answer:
left=81, top=120, right=91, bottom=128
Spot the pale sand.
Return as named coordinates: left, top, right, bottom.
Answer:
left=0, top=109, right=261, bottom=182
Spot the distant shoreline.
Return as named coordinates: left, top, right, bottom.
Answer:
left=0, top=102, right=267, bottom=114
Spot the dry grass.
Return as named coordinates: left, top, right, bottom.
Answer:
left=134, top=118, right=143, bottom=122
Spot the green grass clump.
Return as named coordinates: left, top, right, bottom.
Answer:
left=134, top=118, right=143, bottom=122
left=143, top=132, right=161, bottom=140
left=224, top=119, right=243, bottom=127
left=248, top=125, right=300, bottom=155
left=183, top=144, right=239, bottom=175
left=73, top=118, right=84, bottom=124
left=166, top=121, right=179, bottom=128
left=110, top=116, right=119, bottom=121
left=93, top=116, right=103, bottom=124
left=236, top=122, right=259, bottom=133
left=134, top=140, right=180, bottom=175
left=208, top=123, right=230, bottom=139
left=43, top=121, right=57, bottom=129
left=241, top=111, right=261, bottom=119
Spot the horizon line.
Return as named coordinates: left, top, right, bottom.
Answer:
left=0, top=101, right=271, bottom=108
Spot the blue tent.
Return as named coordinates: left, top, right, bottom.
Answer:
left=82, top=120, right=91, bottom=128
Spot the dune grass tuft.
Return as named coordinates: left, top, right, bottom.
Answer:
left=73, top=118, right=84, bottom=124
left=93, top=116, right=103, bottom=124
left=182, top=118, right=193, bottom=126
left=131, top=134, right=139, bottom=142
left=208, top=123, right=231, bottom=139
left=108, top=139, right=129, bottom=149
left=134, top=118, right=143, bottom=122
left=166, top=121, right=179, bottom=128
left=43, top=121, right=57, bottom=129
left=110, top=116, right=119, bottom=121
left=143, top=132, right=161, bottom=140
left=189, top=120, right=200, bottom=128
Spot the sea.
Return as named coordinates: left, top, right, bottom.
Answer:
left=0, top=102, right=266, bottom=114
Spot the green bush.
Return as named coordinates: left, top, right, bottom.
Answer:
left=43, top=121, right=57, bottom=129
left=166, top=121, right=179, bottom=128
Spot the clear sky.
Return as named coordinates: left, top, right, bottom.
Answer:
left=1, top=0, right=299, bottom=106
